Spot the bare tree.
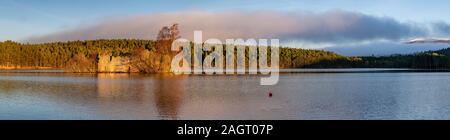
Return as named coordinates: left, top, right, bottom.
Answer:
left=155, top=23, right=180, bottom=54
left=157, top=23, right=179, bottom=41
left=169, top=23, right=180, bottom=40
left=149, top=23, right=182, bottom=72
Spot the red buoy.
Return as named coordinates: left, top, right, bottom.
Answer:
left=268, top=91, right=273, bottom=97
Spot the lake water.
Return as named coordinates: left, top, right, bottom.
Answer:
left=1, top=69, right=450, bottom=120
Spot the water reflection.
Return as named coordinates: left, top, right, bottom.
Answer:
left=2, top=72, right=450, bottom=119
left=97, top=73, right=145, bottom=100
left=152, top=74, right=184, bottom=119
left=96, top=73, right=185, bottom=119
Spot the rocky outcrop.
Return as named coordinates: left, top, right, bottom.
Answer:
left=65, top=53, right=97, bottom=72
left=98, top=53, right=138, bottom=73
left=129, top=48, right=172, bottom=73
left=65, top=24, right=181, bottom=73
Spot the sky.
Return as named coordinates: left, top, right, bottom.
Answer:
left=1, top=0, right=450, bottom=55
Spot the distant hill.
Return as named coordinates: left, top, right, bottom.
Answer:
left=325, top=42, right=450, bottom=56
left=406, top=38, right=450, bottom=44
left=430, top=47, right=450, bottom=56
left=356, top=47, right=450, bottom=69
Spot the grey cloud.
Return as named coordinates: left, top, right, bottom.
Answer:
left=279, top=11, right=427, bottom=42
left=432, top=22, right=450, bottom=35
left=24, top=10, right=439, bottom=44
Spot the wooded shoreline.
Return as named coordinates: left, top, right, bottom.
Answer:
left=0, top=66, right=58, bottom=70
left=1, top=39, right=450, bottom=73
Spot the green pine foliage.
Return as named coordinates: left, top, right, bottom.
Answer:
left=0, top=39, right=351, bottom=70
left=1, top=39, right=448, bottom=70
left=0, top=39, right=155, bottom=69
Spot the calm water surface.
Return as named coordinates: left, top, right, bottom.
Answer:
left=1, top=69, right=450, bottom=120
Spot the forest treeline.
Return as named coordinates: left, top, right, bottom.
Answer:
left=0, top=39, right=154, bottom=70
left=0, top=39, right=355, bottom=71
left=0, top=39, right=450, bottom=72
left=357, top=48, right=450, bottom=69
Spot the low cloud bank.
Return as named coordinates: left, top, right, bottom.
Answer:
left=24, top=10, right=448, bottom=45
